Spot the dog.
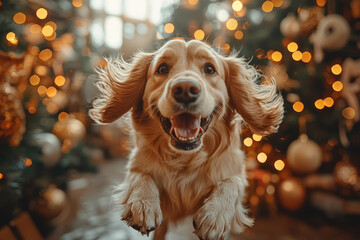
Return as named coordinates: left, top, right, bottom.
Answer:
left=89, top=39, right=283, bottom=240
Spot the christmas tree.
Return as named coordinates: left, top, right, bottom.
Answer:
left=158, top=0, right=360, bottom=218
left=0, top=0, right=96, bottom=236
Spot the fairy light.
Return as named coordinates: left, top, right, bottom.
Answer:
left=36, top=8, right=48, bottom=19
left=332, top=81, right=343, bottom=92
left=6, top=32, right=16, bottom=42
left=188, top=0, right=198, bottom=6
left=243, top=137, right=253, bottom=147
left=257, top=152, right=267, bottom=163
left=41, top=25, right=54, bottom=37
left=301, top=51, right=312, bottom=63
left=24, top=158, right=32, bottom=167
left=13, top=12, right=26, bottom=24
left=234, top=30, right=243, bottom=40
left=29, top=75, right=40, bottom=86
left=37, top=85, right=47, bottom=96
left=292, top=51, right=302, bottom=61
left=274, top=159, right=285, bottom=171
left=324, top=97, right=334, bottom=107
left=342, top=107, right=355, bottom=120
left=72, top=0, right=83, bottom=8
left=293, top=101, right=304, bottom=112
left=266, top=185, right=275, bottom=195
left=316, top=0, right=327, bottom=7
left=58, top=112, right=69, bottom=121
left=226, top=18, right=238, bottom=31
left=314, top=99, right=325, bottom=109
left=0, top=173, right=3, bottom=180
left=55, top=75, right=66, bottom=86
left=287, top=42, right=298, bottom=52
left=271, top=51, right=282, bottom=62
left=164, top=23, right=174, bottom=34
left=262, top=1, right=274, bottom=13
left=30, top=24, right=42, bottom=34
left=194, top=29, right=205, bottom=40
left=28, top=106, right=37, bottom=114
left=331, top=64, right=342, bottom=75
left=46, top=86, right=57, bottom=98
left=39, top=49, right=53, bottom=61
left=272, top=0, right=283, bottom=7
left=252, top=134, right=262, bottom=142
left=232, top=0, right=243, bottom=11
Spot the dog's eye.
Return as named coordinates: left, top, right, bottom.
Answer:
left=156, top=63, right=170, bottom=75
left=203, top=64, right=216, bottom=76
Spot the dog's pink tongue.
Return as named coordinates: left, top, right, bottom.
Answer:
left=172, top=113, right=200, bottom=138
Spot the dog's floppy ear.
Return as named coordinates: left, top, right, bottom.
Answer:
left=89, top=51, right=154, bottom=124
left=224, top=57, right=283, bottom=135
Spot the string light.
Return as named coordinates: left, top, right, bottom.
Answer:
left=55, top=76, right=66, bottom=86
left=24, top=158, right=32, bottom=167
left=243, top=137, right=253, bottom=147
left=188, top=0, right=198, bottom=6
left=42, top=25, right=54, bottom=37
left=314, top=99, right=325, bottom=109
left=287, top=42, right=298, bottom=52
left=274, top=159, right=285, bottom=171
left=226, top=18, right=238, bottom=31
left=37, top=85, right=47, bottom=96
left=46, top=86, right=57, bottom=98
left=29, top=75, right=40, bottom=86
left=324, top=97, right=334, bottom=107
left=28, top=106, right=37, bottom=114
left=342, top=107, right=355, bottom=120
left=36, top=8, right=48, bottom=19
left=257, top=152, right=267, bottom=163
left=232, top=0, right=243, bottom=11
left=262, top=1, right=274, bottom=13
left=39, top=49, right=53, bottom=61
left=301, top=51, right=312, bottom=63
left=293, top=101, right=304, bottom=112
left=252, top=134, right=262, bottom=141
left=72, top=0, right=83, bottom=8
left=316, top=0, right=327, bottom=7
left=30, top=24, right=42, bottom=34
left=332, top=81, right=343, bottom=92
left=6, top=32, right=16, bottom=41
left=272, top=0, right=283, bottom=7
left=234, top=30, right=243, bottom=40
left=292, top=51, right=302, bottom=61
left=164, top=23, right=174, bottom=34
left=331, top=64, right=342, bottom=75
left=271, top=51, right=282, bottom=62
left=194, top=29, right=205, bottom=40
left=58, top=112, right=69, bottom=121
left=13, top=12, right=26, bottom=24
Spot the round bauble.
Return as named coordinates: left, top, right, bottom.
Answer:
left=287, top=134, right=322, bottom=174
left=36, top=186, right=67, bottom=220
left=32, top=133, right=61, bottom=167
left=278, top=178, right=306, bottom=211
left=52, top=118, right=86, bottom=144
left=280, top=14, right=300, bottom=38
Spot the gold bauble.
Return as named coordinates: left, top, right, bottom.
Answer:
left=36, top=186, right=67, bottom=220
left=52, top=118, right=86, bottom=144
left=278, top=178, right=306, bottom=211
left=287, top=134, right=322, bottom=174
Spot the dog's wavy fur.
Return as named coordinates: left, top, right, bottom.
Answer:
left=89, top=40, right=283, bottom=240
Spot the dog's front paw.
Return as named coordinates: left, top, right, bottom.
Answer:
left=193, top=200, right=233, bottom=240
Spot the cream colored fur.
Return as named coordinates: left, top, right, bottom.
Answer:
left=89, top=40, right=283, bottom=240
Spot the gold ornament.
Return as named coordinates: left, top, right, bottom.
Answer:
left=52, top=117, right=86, bottom=145
left=287, top=134, right=322, bottom=174
left=35, top=185, right=67, bottom=220
left=278, top=177, right=306, bottom=211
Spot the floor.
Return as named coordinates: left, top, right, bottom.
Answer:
left=47, top=159, right=359, bottom=240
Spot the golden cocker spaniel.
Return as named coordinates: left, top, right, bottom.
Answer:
left=90, top=40, right=283, bottom=240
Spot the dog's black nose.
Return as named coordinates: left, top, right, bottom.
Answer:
left=171, top=78, right=201, bottom=104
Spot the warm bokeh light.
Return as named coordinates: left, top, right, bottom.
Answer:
left=72, top=0, right=83, bottom=8
left=293, top=101, right=304, bottom=112
left=271, top=51, right=282, bottom=62
left=292, top=51, right=302, bottom=61
left=274, top=159, right=285, bottom=171
left=46, top=86, right=57, bottom=98
left=188, top=0, right=198, bottom=6
left=42, top=25, right=54, bottom=37
left=316, top=0, right=327, bottom=7
left=46, top=102, right=59, bottom=114
left=45, top=32, right=57, bottom=41
left=45, top=21, right=58, bottom=31
left=13, top=12, right=26, bottom=24
left=54, top=75, right=66, bottom=87
left=36, top=8, right=48, bottom=19
left=332, top=81, right=343, bottom=92
left=232, top=0, right=243, bottom=11
left=234, top=30, right=243, bottom=40
left=257, top=152, right=267, bottom=163
left=266, top=185, right=275, bottom=195
left=252, top=134, right=262, bottom=142
left=24, top=158, right=32, bottom=167
left=6, top=32, right=16, bottom=41
left=28, top=106, right=37, bottom=114
left=301, top=51, right=312, bottom=63
left=272, top=0, right=283, bottom=7
left=29, top=75, right=40, bottom=86
left=39, top=49, right=53, bottom=61
left=342, top=107, right=355, bottom=120
left=244, top=137, right=253, bottom=147
left=315, top=99, right=325, bottom=109
left=331, top=64, right=342, bottom=75
left=287, top=42, right=298, bottom=52
left=262, top=1, right=274, bottom=13
left=324, top=97, right=334, bottom=107
left=58, top=112, right=69, bottom=121
left=0, top=173, right=3, bottom=180
left=30, top=24, right=42, bottom=34
left=164, top=23, right=175, bottom=33
left=226, top=18, right=238, bottom=30
left=194, top=29, right=205, bottom=40
left=37, top=85, right=47, bottom=96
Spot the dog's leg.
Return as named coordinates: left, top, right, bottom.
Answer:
left=113, top=172, right=163, bottom=236
left=153, top=219, right=168, bottom=240
left=193, top=176, right=253, bottom=240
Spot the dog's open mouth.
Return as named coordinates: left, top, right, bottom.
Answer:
left=159, top=112, right=213, bottom=151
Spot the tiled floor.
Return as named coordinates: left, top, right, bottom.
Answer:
left=47, top=159, right=358, bottom=240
